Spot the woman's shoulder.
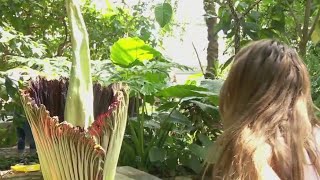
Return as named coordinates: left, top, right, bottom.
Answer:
left=313, top=125, right=320, bottom=146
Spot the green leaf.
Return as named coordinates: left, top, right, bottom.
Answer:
left=244, top=22, right=260, bottom=32
left=154, top=3, right=173, bottom=28
left=145, top=71, right=167, bottom=84
left=144, top=120, right=160, bottom=129
left=216, top=7, right=232, bottom=34
left=189, top=143, right=207, bottom=160
left=157, top=85, right=208, bottom=98
left=157, top=101, right=179, bottom=111
left=249, top=11, right=260, bottom=21
left=149, top=146, right=166, bottom=162
left=259, top=28, right=279, bottom=39
left=184, top=154, right=202, bottom=173
left=312, top=20, right=320, bottom=44
left=110, top=37, right=160, bottom=67
left=0, top=30, right=16, bottom=43
left=4, top=77, right=18, bottom=98
left=159, top=110, right=190, bottom=125
left=200, top=79, right=223, bottom=94
left=198, top=134, right=213, bottom=147
left=166, top=153, right=178, bottom=170
left=190, top=100, right=218, bottom=115
left=270, top=5, right=285, bottom=32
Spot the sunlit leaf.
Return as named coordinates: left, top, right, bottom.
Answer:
left=0, top=30, right=16, bottom=43
left=110, top=37, right=161, bottom=67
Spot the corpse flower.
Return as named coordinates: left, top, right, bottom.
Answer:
left=20, top=0, right=129, bottom=179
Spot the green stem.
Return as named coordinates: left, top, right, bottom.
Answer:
left=145, top=98, right=181, bottom=160
left=140, top=95, right=145, bottom=158
left=128, top=119, right=140, bottom=162
left=134, top=94, right=144, bottom=168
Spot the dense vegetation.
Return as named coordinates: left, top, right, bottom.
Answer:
left=1, top=0, right=320, bottom=178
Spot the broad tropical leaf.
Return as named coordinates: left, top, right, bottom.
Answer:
left=110, top=37, right=160, bottom=67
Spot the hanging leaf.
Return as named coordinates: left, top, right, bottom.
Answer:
left=110, top=37, right=161, bottom=67
left=154, top=3, right=173, bottom=28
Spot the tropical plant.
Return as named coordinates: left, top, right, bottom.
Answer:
left=20, top=0, right=129, bottom=180
left=80, top=34, right=221, bottom=177
left=215, top=0, right=320, bottom=57
left=306, top=44, right=320, bottom=108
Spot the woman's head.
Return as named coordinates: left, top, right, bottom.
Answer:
left=220, top=39, right=313, bottom=129
left=211, top=39, right=320, bottom=180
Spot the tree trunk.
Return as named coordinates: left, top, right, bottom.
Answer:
left=299, top=0, right=312, bottom=58
left=204, top=0, right=219, bottom=79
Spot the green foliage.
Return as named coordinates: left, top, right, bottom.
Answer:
left=110, top=37, right=161, bottom=67
left=118, top=77, right=222, bottom=177
left=155, top=3, right=173, bottom=28
left=0, top=0, right=66, bottom=57
left=215, top=0, right=320, bottom=52
left=0, top=0, right=219, bottom=178
left=0, top=0, right=161, bottom=127
left=0, top=75, right=26, bottom=126
left=0, top=23, right=46, bottom=59
left=94, top=35, right=222, bottom=176
left=0, top=0, right=160, bottom=59
left=311, top=20, right=320, bottom=44
left=0, top=125, right=17, bottom=148
left=306, top=44, right=320, bottom=107
left=157, top=85, right=208, bottom=98
left=83, top=4, right=159, bottom=59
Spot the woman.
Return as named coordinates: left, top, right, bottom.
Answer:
left=205, top=40, right=320, bottom=180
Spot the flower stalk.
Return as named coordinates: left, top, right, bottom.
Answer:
left=64, top=0, right=94, bottom=128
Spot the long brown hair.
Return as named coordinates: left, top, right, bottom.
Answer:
left=208, top=39, right=320, bottom=180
